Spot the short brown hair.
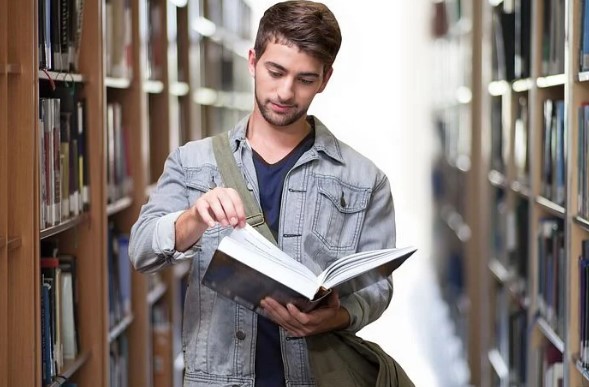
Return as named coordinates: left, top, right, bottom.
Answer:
left=254, top=1, right=342, bottom=74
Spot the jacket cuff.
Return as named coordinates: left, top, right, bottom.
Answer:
left=153, top=210, right=200, bottom=261
left=339, top=296, right=365, bottom=332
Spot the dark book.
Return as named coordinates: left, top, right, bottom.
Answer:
left=202, top=224, right=416, bottom=313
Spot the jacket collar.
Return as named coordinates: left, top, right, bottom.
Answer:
left=228, top=114, right=344, bottom=163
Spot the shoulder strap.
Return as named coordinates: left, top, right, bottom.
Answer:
left=211, top=133, right=277, bottom=245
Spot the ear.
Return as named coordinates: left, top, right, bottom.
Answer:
left=317, top=67, right=333, bottom=93
left=248, top=48, right=257, bottom=77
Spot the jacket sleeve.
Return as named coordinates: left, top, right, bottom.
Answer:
left=129, top=148, right=200, bottom=273
left=339, top=173, right=396, bottom=332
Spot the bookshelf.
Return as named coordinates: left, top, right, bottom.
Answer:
left=430, top=0, right=487, bottom=384
left=477, top=0, right=589, bottom=385
left=0, top=0, right=252, bottom=385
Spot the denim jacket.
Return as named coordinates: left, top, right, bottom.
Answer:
left=129, top=115, right=396, bottom=387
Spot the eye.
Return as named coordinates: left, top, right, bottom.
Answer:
left=298, top=78, right=314, bottom=85
left=268, top=70, right=282, bottom=78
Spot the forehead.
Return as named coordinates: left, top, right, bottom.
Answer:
left=258, top=42, right=324, bottom=74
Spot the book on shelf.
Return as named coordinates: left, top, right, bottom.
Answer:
left=202, top=224, right=416, bottom=313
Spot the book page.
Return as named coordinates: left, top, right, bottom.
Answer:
left=217, top=225, right=319, bottom=298
left=319, top=246, right=417, bottom=290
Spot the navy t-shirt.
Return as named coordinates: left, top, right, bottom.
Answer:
left=252, top=129, right=314, bottom=387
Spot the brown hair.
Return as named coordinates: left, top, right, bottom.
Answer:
left=254, top=1, right=342, bottom=74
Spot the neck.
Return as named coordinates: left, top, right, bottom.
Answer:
left=246, top=111, right=311, bottom=163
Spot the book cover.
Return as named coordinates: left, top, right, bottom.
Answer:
left=202, top=225, right=416, bottom=313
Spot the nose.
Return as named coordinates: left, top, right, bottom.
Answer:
left=277, top=78, right=295, bottom=103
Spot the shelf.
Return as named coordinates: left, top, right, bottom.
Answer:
left=510, top=181, right=531, bottom=198
left=512, top=78, right=534, bottom=92
left=105, top=77, right=131, bottom=89
left=40, top=214, right=87, bottom=240
left=147, top=282, right=167, bottom=306
left=48, top=351, right=91, bottom=387
left=536, top=74, right=566, bottom=88
left=170, top=81, right=190, bottom=97
left=488, top=80, right=510, bottom=96
left=536, top=316, right=565, bottom=353
left=488, top=349, right=509, bottom=379
left=193, top=88, right=251, bottom=111
left=579, top=71, right=589, bottom=82
left=576, top=360, right=589, bottom=382
left=489, top=258, right=512, bottom=283
left=535, top=196, right=565, bottom=217
left=488, top=170, right=507, bottom=188
left=191, top=16, right=250, bottom=59
left=574, top=216, right=589, bottom=233
left=106, top=196, right=133, bottom=216
left=108, top=314, right=134, bottom=343
left=144, top=79, right=165, bottom=94
left=440, top=205, right=472, bottom=242
left=174, top=350, right=185, bottom=371
left=39, top=70, right=85, bottom=83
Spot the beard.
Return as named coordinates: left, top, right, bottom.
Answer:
left=255, top=89, right=308, bottom=127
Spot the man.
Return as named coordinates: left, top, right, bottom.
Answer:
left=129, top=1, right=396, bottom=386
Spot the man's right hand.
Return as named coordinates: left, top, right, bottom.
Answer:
left=174, top=187, right=247, bottom=252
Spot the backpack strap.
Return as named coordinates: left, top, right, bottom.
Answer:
left=211, top=132, right=277, bottom=245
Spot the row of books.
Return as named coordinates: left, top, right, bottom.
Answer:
left=578, top=105, right=589, bottom=219
left=105, top=0, right=133, bottom=79
left=577, top=239, right=589, bottom=366
left=542, top=99, right=566, bottom=207
left=40, top=242, right=80, bottom=386
left=537, top=218, right=566, bottom=337
left=106, top=102, right=133, bottom=204
left=533, top=342, right=563, bottom=386
left=108, top=224, right=132, bottom=330
left=580, top=0, right=589, bottom=71
left=491, top=0, right=531, bottom=82
left=110, top=336, right=129, bottom=387
left=38, top=0, right=85, bottom=71
left=39, top=85, right=89, bottom=229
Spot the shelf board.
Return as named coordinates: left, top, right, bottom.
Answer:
left=106, top=196, right=133, bottom=216
left=576, top=359, right=589, bottom=382
left=512, top=78, right=534, bottom=92
left=574, top=216, right=589, bottom=232
left=0, top=64, right=22, bottom=74
left=440, top=206, right=471, bottom=242
left=510, top=180, right=531, bottom=198
left=170, top=81, right=190, bottom=97
left=7, top=237, right=22, bottom=251
left=488, top=80, right=510, bottom=96
left=535, top=196, right=565, bottom=217
left=488, top=170, right=506, bottom=188
left=488, top=349, right=509, bottom=379
left=536, top=74, right=566, bottom=88
left=105, top=76, right=131, bottom=89
left=174, top=350, right=185, bottom=371
left=579, top=71, right=589, bottom=82
left=147, top=282, right=168, bottom=306
left=39, top=70, right=85, bottom=83
left=40, top=214, right=87, bottom=240
left=536, top=317, right=564, bottom=353
left=144, top=79, right=165, bottom=94
left=489, top=258, right=512, bottom=283
left=108, top=313, right=134, bottom=343
left=48, top=351, right=91, bottom=386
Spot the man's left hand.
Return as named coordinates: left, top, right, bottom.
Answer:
left=259, top=291, right=350, bottom=337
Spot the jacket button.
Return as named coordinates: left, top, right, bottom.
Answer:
left=236, top=330, right=246, bottom=340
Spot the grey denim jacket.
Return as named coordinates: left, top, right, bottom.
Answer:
left=129, top=115, right=396, bottom=387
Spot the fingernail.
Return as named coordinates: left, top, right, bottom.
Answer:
left=231, top=217, right=237, bottom=225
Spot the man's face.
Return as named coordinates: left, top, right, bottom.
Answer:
left=249, top=41, right=332, bottom=127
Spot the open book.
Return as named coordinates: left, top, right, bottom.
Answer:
left=202, top=224, right=417, bottom=313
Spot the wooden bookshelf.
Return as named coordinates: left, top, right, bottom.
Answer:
left=0, top=0, right=253, bottom=385
left=430, top=0, right=486, bottom=384
left=473, top=0, right=589, bottom=385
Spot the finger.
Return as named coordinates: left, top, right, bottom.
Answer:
left=225, top=188, right=247, bottom=227
left=261, top=298, right=301, bottom=332
left=206, top=190, right=233, bottom=226
left=193, top=200, right=216, bottom=228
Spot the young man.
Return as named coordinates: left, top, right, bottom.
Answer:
left=129, top=1, right=396, bottom=386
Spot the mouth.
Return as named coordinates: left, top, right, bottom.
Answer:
left=269, top=101, right=295, bottom=114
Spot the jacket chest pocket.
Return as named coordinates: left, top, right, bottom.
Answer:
left=185, top=165, right=223, bottom=206
left=312, top=176, right=370, bottom=250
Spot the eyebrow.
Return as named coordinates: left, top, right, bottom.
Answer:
left=265, top=61, right=320, bottom=78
